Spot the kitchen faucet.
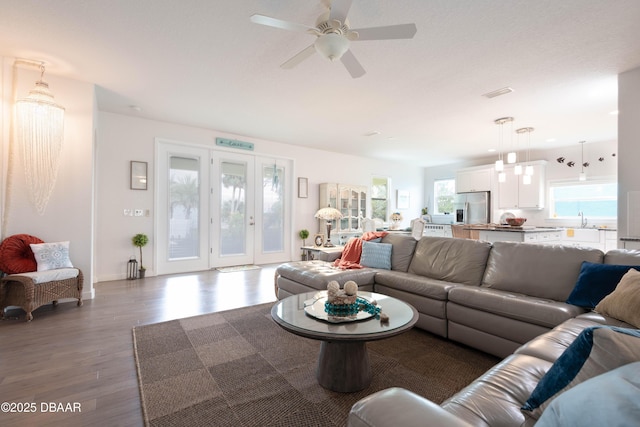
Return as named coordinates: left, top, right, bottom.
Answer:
left=578, top=211, right=588, bottom=228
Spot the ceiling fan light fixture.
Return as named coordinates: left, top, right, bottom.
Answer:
left=314, top=33, right=349, bottom=61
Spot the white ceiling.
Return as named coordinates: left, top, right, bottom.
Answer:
left=1, top=0, right=639, bottom=167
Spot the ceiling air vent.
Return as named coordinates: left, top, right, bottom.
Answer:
left=482, top=87, right=514, bottom=99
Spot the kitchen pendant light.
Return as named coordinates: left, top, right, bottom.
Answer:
left=579, top=140, right=587, bottom=181
left=506, top=117, right=516, bottom=164
left=515, top=127, right=534, bottom=181
left=494, top=117, right=513, bottom=173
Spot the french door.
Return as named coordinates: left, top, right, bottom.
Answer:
left=155, top=140, right=292, bottom=275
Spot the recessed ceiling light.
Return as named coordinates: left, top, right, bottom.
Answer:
left=482, top=87, right=514, bottom=99
left=546, top=138, right=556, bottom=143
left=488, top=148, right=496, bottom=153
left=609, top=110, right=619, bottom=115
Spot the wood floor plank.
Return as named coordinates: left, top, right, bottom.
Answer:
left=0, top=265, right=279, bottom=426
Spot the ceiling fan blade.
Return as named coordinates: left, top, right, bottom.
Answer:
left=329, top=0, right=353, bottom=23
left=280, top=44, right=317, bottom=69
left=340, top=49, right=366, bottom=78
left=250, top=14, right=316, bottom=33
left=351, top=23, right=417, bottom=40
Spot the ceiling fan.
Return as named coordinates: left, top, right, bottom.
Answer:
left=250, top=0, right=417, bottom=78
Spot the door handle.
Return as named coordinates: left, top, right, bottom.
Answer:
left=249, top=216, right=255, bottom=226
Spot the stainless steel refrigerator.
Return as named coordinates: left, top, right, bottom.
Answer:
left=454, top=191, right=490, bottom=224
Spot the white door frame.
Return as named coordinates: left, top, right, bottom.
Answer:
left=155, top=138, right=293, bottom=274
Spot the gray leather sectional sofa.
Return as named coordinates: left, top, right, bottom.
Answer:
left=275, top=234, right=640, bottom=426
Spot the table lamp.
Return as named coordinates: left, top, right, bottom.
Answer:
left=314, top=205, right=343, bottom=247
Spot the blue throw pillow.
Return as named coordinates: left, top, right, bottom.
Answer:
left=566, top=261, right=639, bottom=308
left=536, top=362, right=640, bottom=427
left=522, top=326, right=640, bottom=419
left=360, top=241, right=392, bottom=270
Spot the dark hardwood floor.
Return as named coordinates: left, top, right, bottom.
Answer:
left=0, top=265, right=279, bottom=426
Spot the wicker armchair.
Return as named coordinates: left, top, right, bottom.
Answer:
left=0, top=270, right=83, bottom=321
left=0, top=234, right=83, bottom=321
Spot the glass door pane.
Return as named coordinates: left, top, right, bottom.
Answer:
left=169, top=156, right=200, bottom=260
left=220, top=161, right=247, bottom=256
left=262, top=164, right=284, bottom=253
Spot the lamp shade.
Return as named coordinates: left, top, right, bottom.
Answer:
left=315, top=206, right=343, bottom=220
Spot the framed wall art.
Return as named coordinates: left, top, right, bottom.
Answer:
left=130, top=161, right=148, bottom=190
left=298, top=177, right=308, bottom=198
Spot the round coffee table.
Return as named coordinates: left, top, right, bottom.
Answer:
left=271, top=291, right=418, bottom=392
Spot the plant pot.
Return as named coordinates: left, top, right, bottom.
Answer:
left=139, top=268, right=146, bottom=278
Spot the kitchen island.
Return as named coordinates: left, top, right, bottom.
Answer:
left=465, top=226, right=564, bottom=244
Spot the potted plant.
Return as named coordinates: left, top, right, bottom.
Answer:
left=299, top=229, right=310, bottom=260
left=132, top=233, right=149, bottom=278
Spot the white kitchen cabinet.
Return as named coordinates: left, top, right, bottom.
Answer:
left=497, top=161, right=546, bottom=209
left=456, top=167, right=492, bottom=193
left=423, top=224, right=452, bottom=238
left=477, top=229, right=561, bottom=244
left=319, top=183, right=367, bottom=235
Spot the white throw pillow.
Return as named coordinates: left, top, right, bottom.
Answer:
left=29, top=241, right=74, bottom=271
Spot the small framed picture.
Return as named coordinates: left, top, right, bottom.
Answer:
left=314, top=234, right=324, bottom=247
left=130, top=161, right=148, bottom=190
left=397, top=190, right=410, bottom=209
left=298, top=177, right=308, bottom=198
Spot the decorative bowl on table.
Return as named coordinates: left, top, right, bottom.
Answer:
left=505, top=217, right=527, bottom=227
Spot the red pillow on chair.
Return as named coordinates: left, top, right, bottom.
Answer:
left=0, top=234, right=44, bottom=274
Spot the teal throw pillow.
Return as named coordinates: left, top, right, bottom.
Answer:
left=360, top=241, right=392, bottom=270
left=566, top=261, right=639, bottom=308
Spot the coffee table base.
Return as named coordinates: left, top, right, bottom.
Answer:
left=316, top=341, right=371, bottom=392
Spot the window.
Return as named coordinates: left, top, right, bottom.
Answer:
left=549, top=180, right=617, bottom=219
left=371, top=176, right=389, bottom=221
left=433, top=178, right=455, bottom=214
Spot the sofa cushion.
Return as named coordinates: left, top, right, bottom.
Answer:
left=442, top=354, right=552, bottom=427
left=482, top=242, right=603, bottom=301
left=276, top=261, right=378, bottom=291
left=360, top=241, right=392, bottom=270
left=566, top=261, right=639, bottom=309
left=408, top=237, right=492, bottom=286
left=448, top=287, right=585, bottom=329
left=595, top=268, right=640, bottom=328
left=535, top=362, right=640, bottom=427
left=604, top=248, right=640, bottom=265
left=522, top=326, right=640, bottom=419
left=380, top=234, right=417, bottom=272
left=374, top=270, right=459, bottom=301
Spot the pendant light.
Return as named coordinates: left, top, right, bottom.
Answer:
left=579, top=141, right=587, bottom=181
left=506, top=117, right=516, bottom=164
left=494, top=117, right=513, bottom=182
left=14, top=63, right=65, bottom=215
left=515, top=127, right=534, bottom=182
left=524, top=127, right=534, bottom=177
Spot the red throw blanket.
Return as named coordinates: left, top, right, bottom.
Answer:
left=333, top=231, right=388, bottom=270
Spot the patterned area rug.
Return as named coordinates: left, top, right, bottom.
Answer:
left=132, top=302, right=499, bottom=426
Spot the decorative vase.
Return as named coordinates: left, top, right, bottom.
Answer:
left=139, top=268, right=146, bottom=278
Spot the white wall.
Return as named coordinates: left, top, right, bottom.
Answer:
left=96, top=112, right=424, bottom=281
left=618, top=66, right=640, bottom=239
left=0, top=58, right=96, bottom=299
left=423, top=140, right=618, bottom=228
